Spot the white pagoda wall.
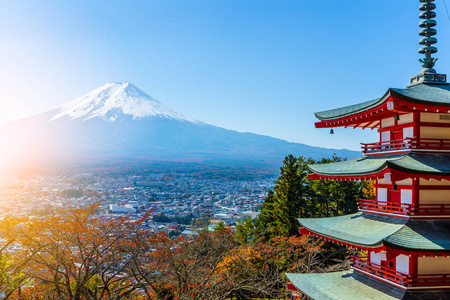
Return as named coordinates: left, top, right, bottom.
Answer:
left=396, top=254, right=410, bottom=275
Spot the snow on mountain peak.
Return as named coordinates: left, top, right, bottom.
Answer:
left=50, top=82, right=197, bottom=123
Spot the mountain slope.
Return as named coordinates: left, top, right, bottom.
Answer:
left=0, top=82, right=359, bottom=169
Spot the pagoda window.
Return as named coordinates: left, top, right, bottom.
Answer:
left=400, top=189, right=413, bottom=205
left=381, top=131, right=390, bottom=143
left=418, top=256, right=450, bottom=275
left=370, top=251, right=382, bottom=266
left=403, top=127, right=414, bottom=139
left=395, top=254, right=410, bottom=275
left=377, top=188, right=388, bottom=202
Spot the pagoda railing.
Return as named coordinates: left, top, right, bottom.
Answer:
left=352, top=256, right=409, bottom=286
left=361, top=138, right=450, bottom=154
left=358, top=199, right=450, bottom=216
left=352, top=257, right=450, bottom=287
left=358, top=199, right=412, bottom=215
left=411, top=204, right=450, bottom=215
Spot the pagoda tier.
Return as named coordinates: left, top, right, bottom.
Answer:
left=309, top=153, right=450, bottom=219
left=315, top=83, right=450, bottom=129
left=297, top=213, right=450, bottom=253
left=315, top=83, right=450, bottom=157
left=295, top=213, right=450, bottom=291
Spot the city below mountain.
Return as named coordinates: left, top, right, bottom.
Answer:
left=0, top=82, right=358, bottom=170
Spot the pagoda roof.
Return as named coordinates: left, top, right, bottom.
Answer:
left=308, top=153, right=450, bottom=179
left=298, top=213, right=407, bottom=248
left=315, top=83, right=450, bottom=121
left=286, top=270, right=405, bottom=299
left=286, top=270, right=450, bottom=300
left=384, top=220, right=450, bottom=252
left=299, top=213, right=450, bottom=252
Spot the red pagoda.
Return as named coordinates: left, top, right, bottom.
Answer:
left=286, top=1, right=450, bottom=299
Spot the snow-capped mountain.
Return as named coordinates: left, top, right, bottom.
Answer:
left=50, top=82, right=197, bottom=123
left=0, top=83, right=358, bottom=169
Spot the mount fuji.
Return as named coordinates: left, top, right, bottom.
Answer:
left=0, top=82, right=358, bottom=169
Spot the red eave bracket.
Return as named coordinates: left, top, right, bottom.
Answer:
left=315, top=95, right=450, bottom=129
left=308, top=168, right=450, bottom=182
left=308, top=169, right=389, bottom=181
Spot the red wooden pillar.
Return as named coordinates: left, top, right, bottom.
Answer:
left=409, top=254, right=418, bottom=284
left=412, top=177, right=420, bottom=209
left=413, top=112, right=420, bottom=141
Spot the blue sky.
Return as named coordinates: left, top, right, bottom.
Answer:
left=1, top=0, right=450, bottom=151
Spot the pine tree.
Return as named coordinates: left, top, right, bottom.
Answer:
left=272, top=155, right=307, bottom=237
left=254, top=190, right=277, bottom=238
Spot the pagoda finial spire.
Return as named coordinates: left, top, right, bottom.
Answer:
left=418, top=0, right=438, bottom=73
left=410, top=0, right=447, bottom=85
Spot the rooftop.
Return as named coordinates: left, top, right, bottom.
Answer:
left=286, top=270, right=450, bottom=300
left=308, top=153, right=450, bottom=179
left=299, top=213, right=450, bottom=251
left=315, top=83, right=450, bottom=121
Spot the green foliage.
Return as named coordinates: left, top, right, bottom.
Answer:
left=0, top=254, right=26, bottom=299
left=308, top=156, right=362, bottom=217
left=235, top=218, right=256, bottom=244
left=239, top=155, right=364, bottom=242
left=213, top=221, right=227, bottom=232
left=272, top=155, right=309, bottom=237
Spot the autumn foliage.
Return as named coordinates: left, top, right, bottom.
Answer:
left=0, top=203, right=331, bottom=300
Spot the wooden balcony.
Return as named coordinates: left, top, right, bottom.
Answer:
left=361, top=138, right=450, bottom=155
left=352, top=256, right=409, bottom=286
left=352, top=256, right=450, bottom=288
left=358, top=199, right=450, bottom=217
left=358, top=199, right=412, bottom=215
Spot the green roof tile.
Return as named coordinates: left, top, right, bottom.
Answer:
left=314, top=97, right=383, bottom=120
left=286, top=270, right=406, bottom=300
left=391, top=84, right=450, bottom=106
left=298, top=213, right=407, bottom=247
left=308, top=153, right=450, bottom=177
left=299, top=213, right=450, bottom=251
left=385, top=220, right=450, bottom=252
left=314, top=83, right=450, bottom=121
left=286, top=271, right=450, bottom=300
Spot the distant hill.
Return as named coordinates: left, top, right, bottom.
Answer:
left=0, top=82, right=359, bottom=170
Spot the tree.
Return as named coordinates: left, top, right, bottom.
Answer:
left=0, top=216, right=30, bottom=300
left=253, top=190, right=276, bottom=239
left=362, top=179, right=376, bottom=200
left=253, top=155, right=310, bottom=239
left=308, top=156, right=362, bottom=217
left=9, top=203, right=147, bottom=300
